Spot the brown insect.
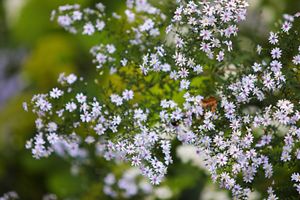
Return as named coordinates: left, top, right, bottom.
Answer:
left=201, top=97, right=218, bottom=112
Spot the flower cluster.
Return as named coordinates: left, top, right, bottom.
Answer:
left=103, top=168, right=153, bottom=198
left=0, top=191, right=18, bottom=200
left=140, top=0, right=249, bottom=92
left=169, top=0, right=248, bottom=58
left=103, top=167, right=174, bottom=199
left=25, top=82, right=173, bottom=184
left=52, top=0, right=166, bottom=74
left=51, top=3, right=106, bottom=34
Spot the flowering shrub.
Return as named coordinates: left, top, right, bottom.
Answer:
left=23, top=0, right=300, bottom=199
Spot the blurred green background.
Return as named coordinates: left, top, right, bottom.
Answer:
left=0, top=0, right=300, bottom=199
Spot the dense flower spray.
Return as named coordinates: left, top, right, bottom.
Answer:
left=24, top=0, right=300, bottom=199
